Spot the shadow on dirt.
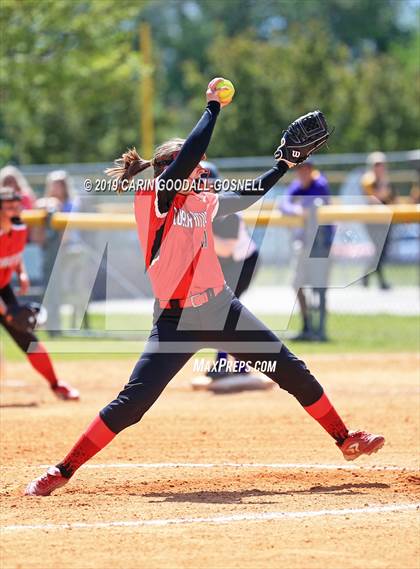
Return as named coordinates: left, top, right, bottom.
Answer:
left=0, top=402, right=38, bottom=408
left=309, top=482, right=390, bottom=493
left=144, top=482, right=390, bottom=504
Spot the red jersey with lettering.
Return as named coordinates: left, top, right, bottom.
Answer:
left=0, top=223, right=27, bottom=288
left=134, top=181, right=224, bottom=299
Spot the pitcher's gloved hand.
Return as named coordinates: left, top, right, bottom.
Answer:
left=275, top=111, right=330, bottom=167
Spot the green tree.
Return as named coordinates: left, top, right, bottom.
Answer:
left=184, top=21, right=419, bottom=155
left=0, top=0, right=418, bottom=164
left=273, top=0, right=410, bottom=52
left=0, top=0, right=144, bottom=164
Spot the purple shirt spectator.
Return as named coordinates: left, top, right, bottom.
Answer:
left=280, top=168, right=333, bottom=244
left=281, top=172, right=331, bottom=216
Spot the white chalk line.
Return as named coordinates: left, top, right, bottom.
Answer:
left=0, top=462, right=409, bottom=471
left=3, top=503, right=419, bottom=532
left=47, top=462, right=406, bottom=472
left=1, top=380, right=27, bottom=387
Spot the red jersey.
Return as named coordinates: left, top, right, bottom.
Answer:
left=0, top=222, right=27, bottom=288
left=134, top=181, right=224, bottom=300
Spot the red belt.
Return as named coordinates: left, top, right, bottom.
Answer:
left=158, top=286, right=224, bottom=309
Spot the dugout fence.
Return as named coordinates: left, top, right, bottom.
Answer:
left=12, top=150, right=420, bottom=335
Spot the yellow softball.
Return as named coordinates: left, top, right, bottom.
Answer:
left=215, top=78, right=235, bottom=103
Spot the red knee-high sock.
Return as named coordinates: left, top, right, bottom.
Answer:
left=304, top=393, right=349, bottom=444
left=57, top=415, right=116, bottom=478
left=27, top=342, right=58, bottom=387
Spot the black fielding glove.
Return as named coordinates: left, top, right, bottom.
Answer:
left=274, top=110, right=330, bottom=166
left=4, top=303, right=43, bottom=333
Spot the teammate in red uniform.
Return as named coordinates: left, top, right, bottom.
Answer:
left=26, top=79, right=384, bottom=496
left=0, top=187, right=79, bottom=401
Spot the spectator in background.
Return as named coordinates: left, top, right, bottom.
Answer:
left=280, top=161, right=333, bottom=342
left=361, top=152, right=396, bottom=290
left=38, top=169, right=77, bottom=213
left=0, top=165, right=36, bottom=210
left=35, top=170, right=81, bottom=335
left=410, top=184, right=420, bottom=204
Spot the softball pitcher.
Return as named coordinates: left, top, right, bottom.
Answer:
left=26, top=78, right=384, bottom=496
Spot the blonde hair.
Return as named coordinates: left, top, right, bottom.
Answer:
left=0, top=165, right=35, bottom=200
left=45, top=170, right=72, bottom=202
left=105, top=138, right=186, bottom=190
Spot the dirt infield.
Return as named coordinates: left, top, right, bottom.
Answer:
left=1, top=352, right=419, bottom=569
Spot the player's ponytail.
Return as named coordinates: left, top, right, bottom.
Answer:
left=106, top=138, right=187, bottom=191
left=105, top=147, right=152, bottom=191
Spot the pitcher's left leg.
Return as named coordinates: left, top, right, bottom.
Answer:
left=225, top=298, right=385, bottom=460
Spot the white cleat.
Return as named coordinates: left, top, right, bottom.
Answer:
left=191, top=373, right=273, bottom=394
left=51, top=382, right=80, bottom=401
left=25, top=466, right=69, bottom=496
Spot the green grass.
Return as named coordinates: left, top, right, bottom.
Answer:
left=269, top=313, right=419, bottom=355
left=255, top=263, right=419, bottom=287
left=2, top=313, right=418, bottom=362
